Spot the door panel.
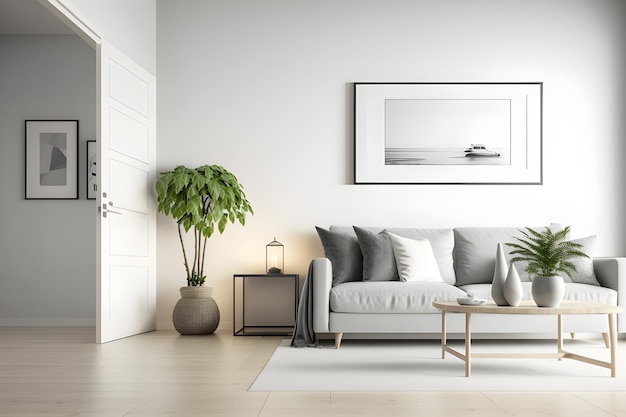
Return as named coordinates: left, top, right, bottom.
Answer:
left=110, top=160, right=149, bottom=212
left=109, top=59, right=149, bottom=116
left=109, top=266, right=150, bottom=331
left=109, top=212, right=149, bottom=257
left=110, top=108, right=149, bottom=162
left=97, top=41, right=156, bottom=343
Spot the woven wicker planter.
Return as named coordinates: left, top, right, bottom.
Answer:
left=172, top=286, right=220, bottom=335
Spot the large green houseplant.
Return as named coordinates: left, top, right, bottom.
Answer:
left=505, top=226, right=588, bottom=307
left=156, top=164, right=253, bottom=333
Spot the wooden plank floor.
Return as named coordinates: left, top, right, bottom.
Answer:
left=0, top=327, right=624, bottom=416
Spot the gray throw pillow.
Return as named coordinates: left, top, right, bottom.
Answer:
left=453, top=227, right=524, bottom=286
left=353, top=227, right=399, bottom=281
left=316, top=226, right=363, bottom=285
left=454, top=226, right=562, bottom=286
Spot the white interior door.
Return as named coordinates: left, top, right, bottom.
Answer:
left=96, top=40, right=157, bottom=343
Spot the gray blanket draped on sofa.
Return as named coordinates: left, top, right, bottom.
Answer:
left=290, top=261, right=320, bottom=348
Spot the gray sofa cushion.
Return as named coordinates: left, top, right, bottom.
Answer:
left=316, top=226, right=362, bottom=285
left=330, top=281, right=467, bottom=313
left=459, top=283, right=617, bottom=305
left=453, top=227, right=528, bottom=286
left=353, top=227, right=399, bottom=282
left=454, top=225, right=576, bottom=286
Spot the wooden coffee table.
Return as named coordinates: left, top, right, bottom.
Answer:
left=432, top=301, right=622, bottom=377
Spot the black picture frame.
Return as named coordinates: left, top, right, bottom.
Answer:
left=354, top=82, right=543, bottom=184
left=86, top=140, right=97, bottom=199
left=25, top=120, right=79, bottom=199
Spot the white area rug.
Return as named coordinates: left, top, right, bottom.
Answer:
left=250, top=338, right=626, bottom=391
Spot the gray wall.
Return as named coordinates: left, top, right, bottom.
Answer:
left=156, top=0, right=626, bottom=329
left=0, top=0, right=155, bottom=327
left=0, top=35, right=96, bottom=325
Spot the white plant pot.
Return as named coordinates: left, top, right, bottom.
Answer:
left=531, top=276, right=565, bottom=307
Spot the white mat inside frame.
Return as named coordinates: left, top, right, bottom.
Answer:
left=250, top=338, right=626, bottom=392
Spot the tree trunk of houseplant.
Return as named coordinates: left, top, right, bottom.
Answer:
left=172, top=286, right=220, bottom=334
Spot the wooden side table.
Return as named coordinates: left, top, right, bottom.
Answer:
left=233, top=273, right=299, bottom=336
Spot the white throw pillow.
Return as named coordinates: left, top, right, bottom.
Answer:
left=564, top=235, right=600, bottom=285
left=388, top=233, right=443, bottom=282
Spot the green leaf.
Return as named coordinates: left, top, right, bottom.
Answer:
left=505, top=226, right=587, bottom=277
left=218, top=216, right=227, bottom=234
left=155, top=164, right=253, bottom=283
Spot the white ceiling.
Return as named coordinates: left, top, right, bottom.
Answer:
left=0, top=0, right=74, bottom=35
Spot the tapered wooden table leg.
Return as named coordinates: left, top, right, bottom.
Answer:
left=557, top=314, right=563, bottom=361
left=465, top=312, right=471, bottom=377
left=441, top=311, right=446, bottom=359
left=609, top=313, right=617, bottom=377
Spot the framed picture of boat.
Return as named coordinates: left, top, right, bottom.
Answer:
left=354, top=82, right=542, bottom=184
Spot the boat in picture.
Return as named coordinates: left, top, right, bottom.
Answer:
left=464, top=144, right=500, bottom=157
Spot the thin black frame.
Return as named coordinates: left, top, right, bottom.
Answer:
left=353, top=82, right=543, bottom=185
left=86, top=140, right=97, bottom=199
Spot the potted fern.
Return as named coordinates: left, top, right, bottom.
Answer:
left=505, top=226, right=588, bottom=307
left=156, top=164, right=253, bottom=334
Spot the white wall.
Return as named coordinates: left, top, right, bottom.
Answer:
left=0, top=35, right=96, bottom=325
left=54, top=0, right=157, bottom=75
left=156, top=0, right=626, bottom=330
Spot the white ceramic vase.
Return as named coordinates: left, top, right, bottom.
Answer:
left=503, top=265, right=523, bottom=307
left=491, top=243, right=509, bottom=306
left=532, top=276, right=565, bottom=307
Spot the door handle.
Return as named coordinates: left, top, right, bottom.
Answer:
left=107, top=202, right=122, bottom=214
left=102, top=203, right=122, bottom=217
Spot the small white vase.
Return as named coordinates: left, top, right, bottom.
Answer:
left=503, top=265, right=523, bottom=307
left=491, top=243, right=509, bottom=306
left=532, top=276, right=565, bottom=307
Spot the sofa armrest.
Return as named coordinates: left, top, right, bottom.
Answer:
left=311, top=257, right=332, bottom=333
left=594, top=257, right=625, bottom=291
left=594, top=257, right=626, bottom=332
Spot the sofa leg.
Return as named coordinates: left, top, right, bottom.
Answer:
left=335, top=333, right=343, bottom=349
left=570, top=332, right=575, bottom=339
left=602, top=332, right=610, bottom=349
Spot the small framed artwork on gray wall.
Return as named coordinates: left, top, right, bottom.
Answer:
left=25, top=120, right=79, bottom=199
left=86, top=140, right=97, bottom=199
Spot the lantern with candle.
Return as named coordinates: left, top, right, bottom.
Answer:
left=266, top=238, right=284, bottom=274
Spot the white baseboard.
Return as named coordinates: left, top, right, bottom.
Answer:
left=0, top=318, right=96, bottom=326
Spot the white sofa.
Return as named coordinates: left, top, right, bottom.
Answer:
left=310, top=226, right=625, bottom=348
